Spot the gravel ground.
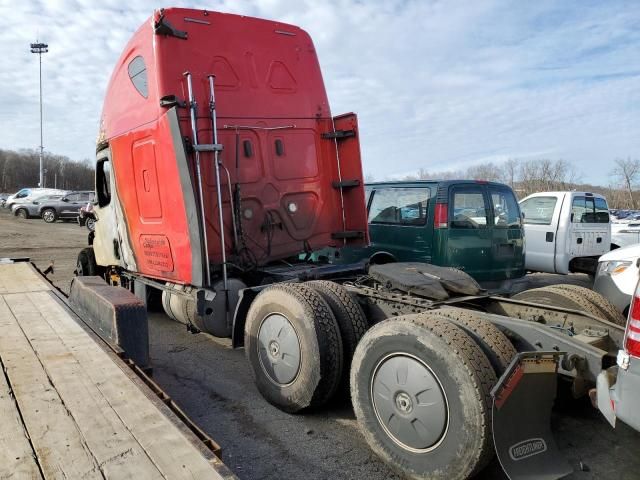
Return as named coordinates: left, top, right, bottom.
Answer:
left=1, top=207, right=639, bottom=480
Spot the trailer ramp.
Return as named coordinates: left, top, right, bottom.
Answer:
left=0, top=262, right=235, bottom=479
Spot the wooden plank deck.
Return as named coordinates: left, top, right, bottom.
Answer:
left=0, top=262, right=234, bottom=480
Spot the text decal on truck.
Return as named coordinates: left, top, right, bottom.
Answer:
left=508, top=438, right=547, bottom=461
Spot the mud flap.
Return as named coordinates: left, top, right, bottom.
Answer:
left=491, top=352, right=572, bottom=480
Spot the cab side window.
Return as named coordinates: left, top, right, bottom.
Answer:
left=571, top=196, right=610, bottom=223
left=520, top=197, right=557, bottom=225
left=96, top=158, right=112, bottom=207
left=368, top=187, right=430, bottom=226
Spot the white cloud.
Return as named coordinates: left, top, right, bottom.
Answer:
left=0, top=0, right=637, bottom=184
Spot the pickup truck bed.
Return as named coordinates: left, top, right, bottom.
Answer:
left=0, top=262, right=234, bottom=479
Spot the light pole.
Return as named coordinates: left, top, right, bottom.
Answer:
left=30, top=41, right=48, bottom=188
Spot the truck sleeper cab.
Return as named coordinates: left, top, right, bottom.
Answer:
left=326, top=180, right=525, bottom=282
left=88, top=8, right=368, bottom=337
left=519, top=191, right=611, bottom=274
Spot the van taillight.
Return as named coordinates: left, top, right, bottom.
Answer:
left=435, top=203, right=448, bottom=228
left=625, top=285, right=640, bottom=357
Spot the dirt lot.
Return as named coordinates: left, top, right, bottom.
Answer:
left=1, top=207, right=639, bottom=480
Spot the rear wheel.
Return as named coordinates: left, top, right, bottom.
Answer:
left=547, top=284, right=626, bottom=326
left=244, top=283, right=343, bottom=412
left=351, top=312, right=496, bottom=480
left=512, top=286, right=604, bottom=319
left=436, top=307, right=517, bottom=374
left=15, top=208, right=28, bottom=219
left=306, top=280, right=368, bottom=389
left=42, top=208, right=57, bottom=223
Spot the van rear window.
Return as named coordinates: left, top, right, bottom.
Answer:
left=519, top=197, right=557, bottom=225
left=571, top=196, right=609, bottom=223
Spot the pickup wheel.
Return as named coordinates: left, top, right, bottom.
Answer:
left=512, top=286, right=604, bottom=320
left=244, top=283, right=343, bottom=413
left=350, top=312, right=496, bottom=480
left=547, top=285, right=626, bottom=326
left=436, top=307, right=517, bottom=374
left=306, top=280, right=368, bottom=390
left=41, top=208, right=57, bottom=223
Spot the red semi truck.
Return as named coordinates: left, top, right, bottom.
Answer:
left=75, top=8, right=640, bottom=480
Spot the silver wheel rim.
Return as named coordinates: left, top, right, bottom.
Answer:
left=371, top=353, right=449, bottom=452
left=76, top=259, right=83, bottom=276
left=257, top=313, right=301, bottom=385
left=18, top=210, right=26, bottom=218
left=87, top=219, right=95, bottom=230
left=43, top=211, right=54, bottom=222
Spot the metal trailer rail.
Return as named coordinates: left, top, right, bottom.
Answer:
left=0, top=261, right=235, bottom=479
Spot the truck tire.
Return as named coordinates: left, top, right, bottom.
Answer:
left=244, top=283, right=343, bottom=413
left=76, top=248, right=98, bottom=277
left=306, top=280, right=368, bottom=389
left=547, top=284, right=626, bottom=326
left=436, top=307, right=517, bottom=374
left=15, top=208, right=28, bottom=219
left=512, top=286, right=605, bottom=320
left=42, top=208, right=57, bottom=223
left=350, top=312, right=496, bottom=480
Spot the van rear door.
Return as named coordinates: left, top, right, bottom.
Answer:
left=439, top=184, right=492, bottom=279
left=488, top=185, right=525, bottom=279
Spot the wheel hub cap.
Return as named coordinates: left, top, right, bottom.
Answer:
left=257, top=313, right=301, bottom=385
left=371, top=354, right=448, bottom=452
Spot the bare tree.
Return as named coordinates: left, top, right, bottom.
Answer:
left=610, top=158, right=640, bottom=209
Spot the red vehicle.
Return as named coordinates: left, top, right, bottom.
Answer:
left=84, top=8, right=368, bottom=335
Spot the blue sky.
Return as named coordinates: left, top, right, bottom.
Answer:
left=0, top=0, right=637, bottom=184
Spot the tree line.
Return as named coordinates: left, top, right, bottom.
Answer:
left=367, top=158, right=639, bottom=209
left=0, top=149, right=94, bottom=193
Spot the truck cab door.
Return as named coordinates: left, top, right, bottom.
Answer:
left=519, top=195, right=562, bottom=273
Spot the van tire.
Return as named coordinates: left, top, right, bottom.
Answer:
left=547, top=285, right=626, bottom=326
left=512, top=287, right=604, bottom=320
left=306, top=280, right=368, bottom=389
left=436, top=308, right=517, bottom=374
left=244, top=283, right=343, bottom=413
left=350, top=312, right=496, bottom=479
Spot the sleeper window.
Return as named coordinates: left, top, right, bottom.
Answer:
left=128, top=56, right=148, bottom=98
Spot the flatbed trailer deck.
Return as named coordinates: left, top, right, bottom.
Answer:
left=0, top=261, right=234, bottom=479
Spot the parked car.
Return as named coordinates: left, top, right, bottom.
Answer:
left=0, top=193, right=8, bottom=207
left=320, top=180, right=525, bottom=282
left=519, top=191, right=611, bottom=274
left=77, top=202, right=96, bottom=231
left=4, top=188, right=68, bottom=209
left=39, top=191, right=95, bottom=223
left=11, top=194, right=64, bottom=219
left=593, top=244, right=640, bottom=316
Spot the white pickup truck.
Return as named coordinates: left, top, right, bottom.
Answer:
left=519, top=191, right=611, bottom=274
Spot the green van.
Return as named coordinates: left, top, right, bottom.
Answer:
left=326, top=180, right=525, bottom=282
